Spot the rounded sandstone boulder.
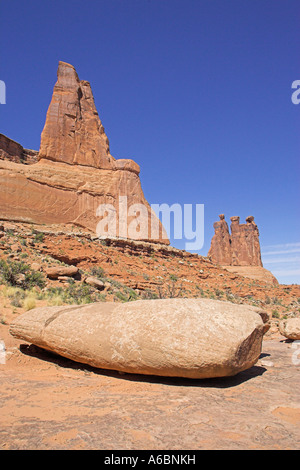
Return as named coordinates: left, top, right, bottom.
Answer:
left=45, top=265, right=78, bottom=279
left=279, top=318, right=300, bottom=341
left=9, top=298, right=266, bottom=379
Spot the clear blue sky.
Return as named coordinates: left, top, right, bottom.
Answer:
left=0, top=0, right=299, bottom=284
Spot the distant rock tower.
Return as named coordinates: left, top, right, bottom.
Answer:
left=208, top=214, right=263, bottom=267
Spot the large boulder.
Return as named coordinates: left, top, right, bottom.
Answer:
left=9, top=298, right=266, bottom=379
left=279, top=318, right=300, bottom=340
left=45, top=265, right=79, bottom=279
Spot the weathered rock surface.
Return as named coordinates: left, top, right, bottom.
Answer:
left=45, top=265, right=79, bottom=279
left=279, top=318, right=300, bottom=340
left=0, top=62, right=168, bottom=243
left=208, top=214, right=262, bottom=267
left=0, top=134, right=38, bottom=165
left=222, top=266, right=279, bottom=286
left=84, top=276, right=105, bottom=290
left=230, top=215, right=262, bottom=267
left=208, top=214, right=232, bottom=265
left=9, top=298, right=266, bottom=379
left=39, top=62, right=113, bottom=169
left=208, top=214, right=277, bottom=284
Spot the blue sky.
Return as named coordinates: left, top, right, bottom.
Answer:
left=0, top=0, right=299, bottom=284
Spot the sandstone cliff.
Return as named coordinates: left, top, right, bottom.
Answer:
left=0, top=62, right=168, bottom=243
left=0, top=134, right=38, bottom=165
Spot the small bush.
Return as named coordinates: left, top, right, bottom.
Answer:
left=0, top=259, right=46, bottom=290
left=272, top=309, right=280, bottom=319
left=48, top=295, right=64, bottom=306
left=23, top=296, right=36, bottom=311
left=114, top=291, right=129, bottom=302
left=4, top=286, right=26, bottom=308
left=90, top=266, right=105, bottom=279
left=33, top=231, right=44, bottom=243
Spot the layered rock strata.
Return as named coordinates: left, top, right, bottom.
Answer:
left=0, top=134, right=38, bottom=165
left=0, top=62, right=168, bottom=243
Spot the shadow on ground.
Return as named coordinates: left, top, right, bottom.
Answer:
left=20, top=342, right=267, bottom=389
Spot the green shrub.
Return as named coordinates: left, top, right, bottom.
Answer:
left=114, top=291, right=129, bottom=302
left=0, top=259, right=46, bottom=290
left=90, top=266, right=105, bottom=280
left=23, top=296, right=36, bottom=311
left=272, top=309, right=280, bottom=318
left=32, top=231, right=44, bottom=243
left=5, top=287, right=26, bottom=307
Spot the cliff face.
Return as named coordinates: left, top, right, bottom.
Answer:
left=0, top=62, right=168, bottom=243
left=208, top=214, right=263, bottom=267
left=0, top=134, right=38, bottom=165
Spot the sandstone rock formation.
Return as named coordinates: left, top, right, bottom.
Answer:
left=207, top=214, right=232, bottom=265
left=9, top=298, right=266, bottom=379
left=45, top=265, right=79, bottom=280
left=230, top=216, right=262, bottom=267
left=279, top=318, right=300, bottom=340
left=39, top=62, right=114, bottom=170
left=223, top=265, right=278, bottom=286
left=0, top=134, right=38, bottom=165
left=208, top=215, right=278, bottom=285
left=208, top=214, right=262, bottom=267
left=0, top=62, right=167, bottom=243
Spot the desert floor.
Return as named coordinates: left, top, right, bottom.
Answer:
left=0, top=321, right=299, bottom=450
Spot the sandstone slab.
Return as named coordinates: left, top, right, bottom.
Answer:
left=9, top=298, right=265, bottom=379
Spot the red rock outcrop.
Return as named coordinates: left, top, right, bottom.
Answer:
left=207, top=214, right=232, bottom=265
left=208, top=214, right=262, bottom=267
left=0, top=62, right=168, bottom=243
left=0, top=134, right=38, bottom=165
left=230, top=216, right=262, bottom=267
left=208, top=214, right=278, bottom=284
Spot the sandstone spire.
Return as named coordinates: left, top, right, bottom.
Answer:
left=39, top=61, right=114, bottom=169
left=230, top=216, right=262, bottom=267
left=207, top=214, right=232, bottom=265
